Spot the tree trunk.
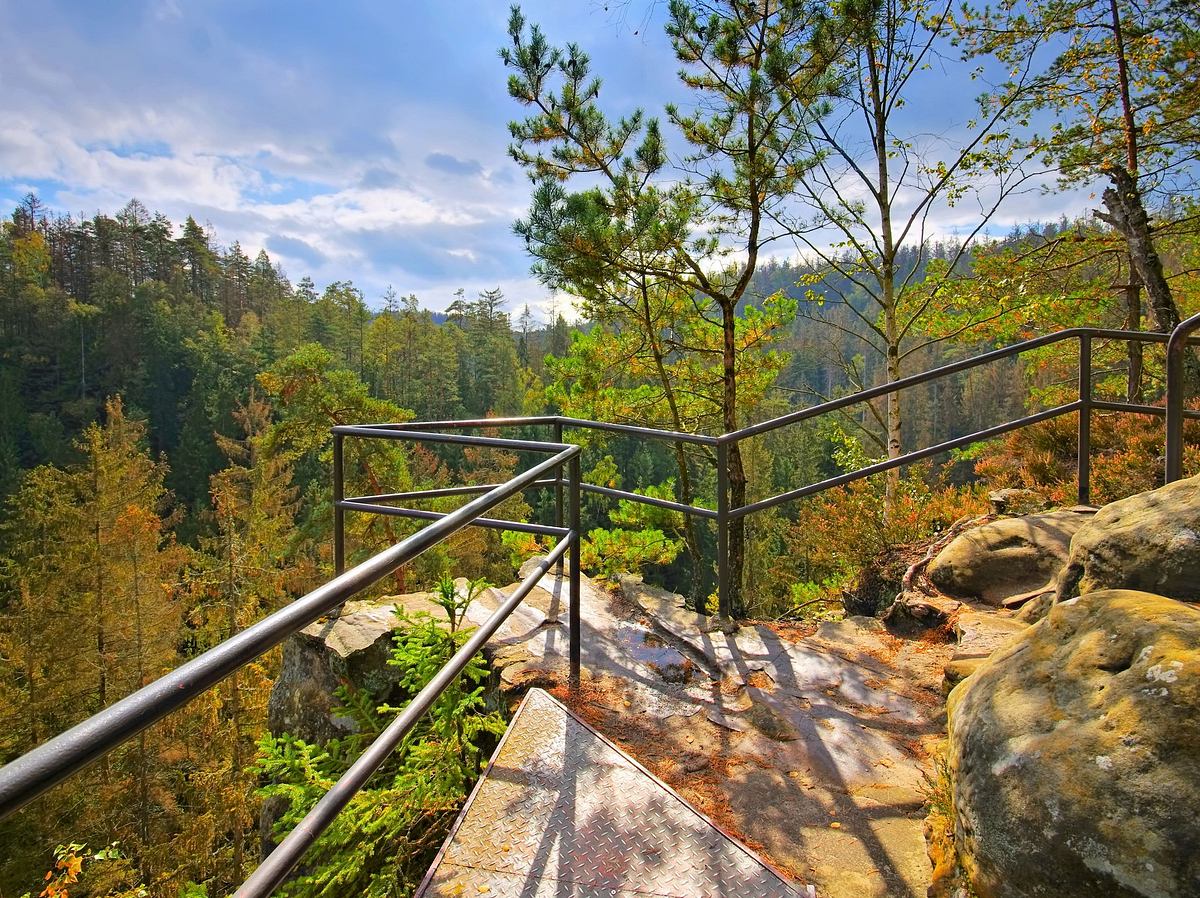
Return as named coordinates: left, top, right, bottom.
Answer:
left=867, top=35, right=902, bottom=511
left=640, top=285, right=707, bottom=611
left=92, top=454, right=109, bottom=782
left=226, top=533, right=245, bottom=883
left=1100, top=166, right=1200, bottom=390
left=1125, top=264, right=1144, bottom=403
left=722, top=300, right=746, bottom=617
left=23, top=587, right=38, bottom=747
left=132, top=545, right=150, bottom=852
left=673, top=442, right=706, bottom=611
left=884, top=309, right=902, bottom=509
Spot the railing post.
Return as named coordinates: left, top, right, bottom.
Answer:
left=554, top=421, right=565, bottom=572
left=716, top=440, right=730, bottom=620
left=1078, top=334, right=1091, bottom=505
left=333, top=433, right=345, bottom=574
left=1165, top=313, right=1200, bottom=483
left=568, top=453, right=581, bottom=688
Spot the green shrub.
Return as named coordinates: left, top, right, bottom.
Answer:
left=253, top=588, right=505, bottom=898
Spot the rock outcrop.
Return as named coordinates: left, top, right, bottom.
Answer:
left=927, top=509, right=1093, bottom=605
left=941, top=612, right=1027, bottom=692
left=266, top=594, right=448, bottom=742
left=1057, top=473, right=1200, bottom=604
left=987, top=487, right=1048, bottom=515
left=947, top=590, right=1200, bottom=898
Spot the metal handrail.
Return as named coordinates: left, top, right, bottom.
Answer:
left=341, top=324, right=1200, bottom=616
left=3, top=323, right=1195, bottom=898
left=360, top=415, right=720, bottom=446
left=717, top=326, right=1171, bottom=445
left=236, top=539, right=572, bottom=898
left=1165, top=311, right=1200, bottom=482
left=730, top=402, right=1081, bottom=519
left=0, top=435, right=583, bottom=898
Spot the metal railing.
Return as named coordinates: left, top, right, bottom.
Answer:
left=1, top=322, right=1197, bottom=896
left=1165, top=312, right=1200, bottom=482
left=341, top=323, right=1200, bottom=618
left=0, top=432, right=583, bottom=898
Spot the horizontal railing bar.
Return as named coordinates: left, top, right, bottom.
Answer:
left=718, top=327, right=1197, bottom=446
left=235, top=537, right=573, bottom=898
left=730, top=402, right=1081, bottom=519
left=337, top=500, right=570, bottom=538
left=1086, top=328, right=1200, bottom=345
left=579, top=482, right=719, bottom=520
left=0, top=445, right=580, bottom=821
left=362, top=416, right=563, bottom=431
left=330, top=426, right=571, bottom=454
left=1091, top=399, right=1165, bottom=417
left=346, top=480, right=559, bottom=503
left=351, top=416, right=719, bottom=446
left=557, top=416, right=719, bottom=446
left=1085, top=328, right=1172, bottom=344
left=721, top=331, right=1084, bottom=445
left=1090, top=399, right=1200, bottom=420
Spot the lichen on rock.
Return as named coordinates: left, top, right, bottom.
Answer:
left=1056, top=473, right=1200, bottom=604
left=946, top=589, right=1200, bottom=898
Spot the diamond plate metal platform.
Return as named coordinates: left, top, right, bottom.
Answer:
left=414, top=688, right=803, bottom=898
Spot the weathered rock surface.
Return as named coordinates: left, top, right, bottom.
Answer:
left=927, top=509, right=1094, bottom=605
left=947, top=590, right=1200, bottom=898
left=952, top=612, right=1027, bottom=660
left=942, top=613, right=1028, bottom=692
left=267, top=597, right=419, bottom=743
left=267, top=562, right=957, bottom=898
left=614, top=574, right=952, bottom=898
left=1057, top=473, right=1200, bottom=603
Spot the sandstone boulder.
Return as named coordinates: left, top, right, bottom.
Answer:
left=947, top=590, right=1200, bottom=898
left=266, top=596, right=437, bottom=742
left=942, top=613, right=1027, bottom=692
left=927, top=509, right=1093, bottom=605
left=1057, top=473, right=1200, bottom=603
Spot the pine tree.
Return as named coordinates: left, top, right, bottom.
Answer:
left=0, top=397, right=188, bottom=891
left=185, top=390, right=298, bottom=889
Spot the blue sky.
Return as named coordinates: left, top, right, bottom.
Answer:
left=0, top=1, right=1091, bottom=316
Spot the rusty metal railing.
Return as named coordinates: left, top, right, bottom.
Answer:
left=1165, top=312, right=1200, bottom=482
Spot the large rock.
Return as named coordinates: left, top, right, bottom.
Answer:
left=267, top=597, right=428, bottom=743
left=947, top=590, right=1200, bottom=898
left=1058, top=474, right=1200, bottom=603
left=927, top=509, right=1093, bottom=605
left=942, top=613, right=1028, bottom=692
left=987, top=487, right=1048, bottom=515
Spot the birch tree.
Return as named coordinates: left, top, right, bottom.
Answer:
left=787, top=0, right=1039, bottom=502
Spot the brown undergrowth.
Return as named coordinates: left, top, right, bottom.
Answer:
left=549, top=676, right=809, bottom=884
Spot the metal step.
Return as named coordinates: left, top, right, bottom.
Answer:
left=415, top=688, right=803, bottom=898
